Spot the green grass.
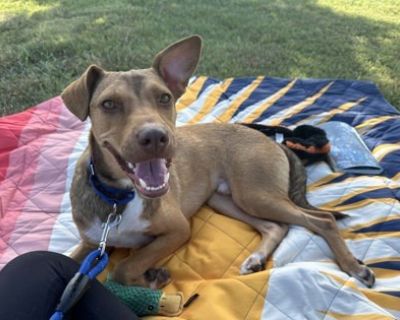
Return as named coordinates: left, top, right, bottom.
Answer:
left=0, top=0, right=399, bottom=116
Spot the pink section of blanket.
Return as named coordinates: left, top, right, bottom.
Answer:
left=0, top=97, right=86, bottom=268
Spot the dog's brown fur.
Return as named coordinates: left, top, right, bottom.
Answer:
left=62, top=36, right=375, bottom=288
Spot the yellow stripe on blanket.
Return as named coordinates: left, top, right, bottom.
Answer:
left=391, top=172, right=400, bottom=182
left=188, top=78, right=234, bottom=124
left=310, top=175, right=400, bottom=193
left=307, top=172, right=344, bottom=191
left=295, top=97, right=366, bottom=126
left=215, top=76, right=264, bottom=123
left=342, top=215, right=400, bottom=233
left=326, top=197, right=396, bottom=212
left=372, top=268, right=400, bottom=279
left=102, top=207, right=271, bottom=320
left=176, top=77, right=208, bottom=111
left=372, top=143, right=400, bottom=161
left=341, top=231, right=400, bottom=241
left=325, top=311, right=395, bottom=320
left=317, top=190, right=379, bottom=210
left=266, top=82, right=333, bottom=126
left=356, top=115, right=398, bottom=134
left=308, top=175, right=400, bottom=209
left=322, top=271, right=400, bottom=315
left=242, top=79, right=297, bottom=123
left=362, top=257, right=400, bottom=265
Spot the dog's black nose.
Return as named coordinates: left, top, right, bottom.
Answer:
left=137, top=127, right=169, bottom=153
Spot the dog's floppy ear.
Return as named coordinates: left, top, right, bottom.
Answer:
left=61, top=65, right=104, bottom=121
left=152, top=35, right=202, bottom=99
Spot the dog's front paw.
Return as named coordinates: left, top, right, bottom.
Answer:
left=144, top=267, right=171, bottom=289
left=111, top=265, right=171, bottom=288
left=240, top=252, right=266, bottom=275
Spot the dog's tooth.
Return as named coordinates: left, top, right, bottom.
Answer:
left=143, top=184, right=166, bottom=192
left=154, top=184, right=164, bottom=190
left=164, top=172, right=170, bottom=183
left=139, top=178, right=147, bottom=188
left=127, top=162, right=134, bottom=170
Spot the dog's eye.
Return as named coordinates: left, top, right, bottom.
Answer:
left=159, top=93, right=171, bottom=104
left=101, top=100, right=116, bottom=111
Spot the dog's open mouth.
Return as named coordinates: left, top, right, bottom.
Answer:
left=127, top=158, right=170, bottom=198
left=104, top=142, right=171, bottom=198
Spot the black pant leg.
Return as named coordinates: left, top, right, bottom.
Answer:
left=0, top=251, right=138, bottom=320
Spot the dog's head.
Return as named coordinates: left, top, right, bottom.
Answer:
left=62, top=36, right=202, bottom=198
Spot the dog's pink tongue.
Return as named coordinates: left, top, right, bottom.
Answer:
left=135, top=158, right=168, bottom=187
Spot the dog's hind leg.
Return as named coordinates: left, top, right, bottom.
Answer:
left=207, top=193, right=289, bottom=275
left=282, top=145, right=347, bottom=220
left=232, top=192, right=375, bottom=287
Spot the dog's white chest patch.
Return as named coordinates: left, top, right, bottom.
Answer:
left=82, top=196, right=153, bottom=248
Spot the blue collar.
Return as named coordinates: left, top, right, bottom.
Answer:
left=88, top=158, right=135, bottom=206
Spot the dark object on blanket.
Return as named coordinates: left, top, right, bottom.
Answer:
left=242, top=122, right=347, bottom=220
left=319, top=122, right=383, bottom=175
left=242, top=123, right=330, bottom=165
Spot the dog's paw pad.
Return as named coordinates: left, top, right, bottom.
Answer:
left=351, top=262, right=375, bottom=288
left=145, top=267, right=171, bottom=289
left=240, top=252, right=266, bottom=275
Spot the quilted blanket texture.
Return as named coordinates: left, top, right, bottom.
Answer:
left=0, top=76, right=399, bottom=319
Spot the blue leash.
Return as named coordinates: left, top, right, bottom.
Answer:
left=50, top=205, right=122, bottom=320
left=49, top=249, right=109, bottom=320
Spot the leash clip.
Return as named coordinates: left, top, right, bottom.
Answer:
left=98, top=203, right=121, bottom=257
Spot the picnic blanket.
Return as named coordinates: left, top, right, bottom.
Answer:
left=1, top=76, right=400, bottom=319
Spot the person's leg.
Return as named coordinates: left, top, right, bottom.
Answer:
left=0, top=251, right=138, bottom=320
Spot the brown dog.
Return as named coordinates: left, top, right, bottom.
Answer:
left=62, top=36, right=375, bottom=288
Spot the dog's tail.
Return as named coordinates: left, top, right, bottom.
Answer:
left=280, top=144, right=347, bottom=220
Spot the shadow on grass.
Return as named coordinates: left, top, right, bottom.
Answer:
left=0, top=0, right=399, bottom=115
